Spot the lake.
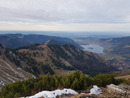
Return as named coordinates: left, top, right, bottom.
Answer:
left=81, top=44, right=104, bottom=53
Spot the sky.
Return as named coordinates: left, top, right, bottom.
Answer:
left=0, top=0, right=130, bottom=32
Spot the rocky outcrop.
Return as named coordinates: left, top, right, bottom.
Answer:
left=106, top=84, right=130, bottom=98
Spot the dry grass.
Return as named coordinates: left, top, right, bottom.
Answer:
left=116, top=75, right=130, bottom=80
left=69, top=94, right=120, bottom=98
left=70, top=94, right=95, bottom=98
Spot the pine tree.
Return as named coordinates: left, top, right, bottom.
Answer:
left=71, top=78, right=80, bottom=89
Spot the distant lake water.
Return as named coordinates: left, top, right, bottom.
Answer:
left=81, top=44, right=104, bottom=53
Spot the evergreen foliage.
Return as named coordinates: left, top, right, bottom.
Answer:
left=93, top=73, right=115, bottom=87
left=0, top=71, right=124, bottom=98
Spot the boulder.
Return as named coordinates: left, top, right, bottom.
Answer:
left=106, top=84, right=130, bottom=97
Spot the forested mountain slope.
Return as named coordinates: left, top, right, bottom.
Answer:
left=13, top=41, right=114, bottom=76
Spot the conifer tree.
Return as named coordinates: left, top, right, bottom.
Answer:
left=71, top=78, right=80, bottom=89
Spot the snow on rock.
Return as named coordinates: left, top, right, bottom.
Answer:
left=23, top=88, right=78, bottom=98
left=0, top=81, right=4, bottom=86
left=89, top=85, right=102, bottom=95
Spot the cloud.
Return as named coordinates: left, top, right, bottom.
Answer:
left=0, top=0, right=130, bottom=31
left=0, top=0, right=130, bottom=23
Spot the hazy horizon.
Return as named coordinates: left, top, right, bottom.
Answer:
left=0, top=30, right=130, bottom=38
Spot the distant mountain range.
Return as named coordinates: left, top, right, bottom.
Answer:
left=0, top=33, right=82, bottom=49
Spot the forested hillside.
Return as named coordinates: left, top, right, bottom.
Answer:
left=12, top=42, right=114, bottom=76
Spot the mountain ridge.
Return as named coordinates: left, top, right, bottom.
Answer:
left=0, top=34, right=82, bottom=49
left=12, top=42, right=114, bottom=76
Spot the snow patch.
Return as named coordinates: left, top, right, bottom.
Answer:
left=89, top=85, right=102, bottom=95
left=0, top=81, right=4, bottom=86
left=22, top=88, right=78, bottom=98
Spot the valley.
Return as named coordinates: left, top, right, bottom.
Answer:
left=74, top=36, right=130, bottom=70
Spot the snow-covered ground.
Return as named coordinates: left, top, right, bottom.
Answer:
left=22, top=88, right=78, bottom=98
left=21, top=85, right=102, bottom=98
left=0, top=81, right=4, bottom=86
left=89, top=85, right=102, bottom=95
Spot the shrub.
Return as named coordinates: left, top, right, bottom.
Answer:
left=0, top=71, right=124, bottom=98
